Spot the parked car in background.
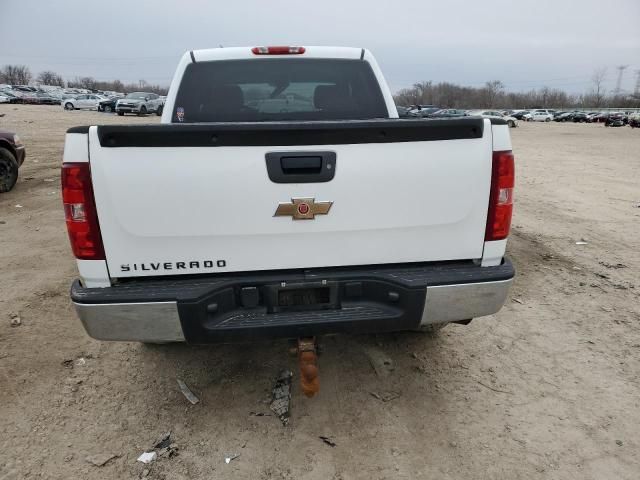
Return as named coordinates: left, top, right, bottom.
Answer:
left=468, top=110, right=518, bottom=127
left=512, top=110, right=532, bottom=121
left=429, top=109, right=468, bottom=118
left=21, top=92, right=42, bottom=104
left=12, top=85, right=37, bottom=93
left=554, top=111, right=575, bottom=122
left=0, top=129, right=26, bottom=193
left=408, top=106, right=440, bottom=117
left=571, top=112, right=589, bottom=123
left=35, top=92, right=61, bottom=105
left=116, top=92, right=164, bottom=116
left=98, top=96, right=119, bottom=113
left=0, top=90, right=22, bottom=103
left=99, top=91, right=123, bottom=98
left=585, top=112, right=600, bottom=123
left=63, top=94, right=107, bottom=111
left=0, top=93, right=10, bottom=104
left=628, top=113, right=640, bottom=128
left=395, top=105, right=412, bottom=118
left=59, top=93, right=79, bottom=102
left=409, top=104, right=437, bottom=111
left=531, top=110, right=553, bottom=122
left=605, top=114, right=625, bottom=127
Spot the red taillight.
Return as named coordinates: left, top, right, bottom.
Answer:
left=251, top=46, right=306, bottom=55
left=61, top=162, right=105, bottom=260
left=485, top=150, right=515, bottom=241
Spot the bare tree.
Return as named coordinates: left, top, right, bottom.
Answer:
left=79, top=77, right=97, bottom=89
left=482, top=80, right=505, bottom=107
left=68, top=76, right=98, bottom=90
left=1, top=65, right=32, bottom=85
left=590, top=68, right=607, bottom=107
left=111, top=79, right=124, bottom=92
left=539, top=86, right=551, bottom=107
left=36, top=70, right=65, bottom=87
left=394, top=76, right=638, bottom=110
left=413, top=81, right=433, bottom=105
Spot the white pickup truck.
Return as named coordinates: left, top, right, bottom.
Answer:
left=62, top=46, right=515, bottom=344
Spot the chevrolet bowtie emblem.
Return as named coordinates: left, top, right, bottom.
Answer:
left=274, top=198, right=333, bottom=220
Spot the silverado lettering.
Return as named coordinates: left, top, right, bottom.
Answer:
left=120, top=260, right=225, bottom=272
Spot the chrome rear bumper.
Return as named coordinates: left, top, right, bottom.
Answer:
left=72, top=260, right=514, bottom=343
left=420, top=279, right=513, bottom=325
left=74, top=301, right=185, bottom=342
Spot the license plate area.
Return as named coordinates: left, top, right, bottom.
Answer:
left=265, top=281, right=339, bottom=313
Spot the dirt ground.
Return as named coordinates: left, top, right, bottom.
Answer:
left=1, top=105, right=639, bottom=480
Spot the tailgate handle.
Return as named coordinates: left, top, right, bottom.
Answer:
left=266, top=151, right=336, bottom=183
left=281, top=156, right=322, bottom=174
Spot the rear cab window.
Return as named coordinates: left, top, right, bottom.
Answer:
left=172, top=58, right=388, bottom=122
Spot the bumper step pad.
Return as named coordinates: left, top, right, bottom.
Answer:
left=212, top=304, right=398, bottom=330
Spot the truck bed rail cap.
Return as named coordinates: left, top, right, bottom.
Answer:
left=95, top=118, right=485, bottom=148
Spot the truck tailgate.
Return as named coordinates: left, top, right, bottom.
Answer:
left=88, top=119, right=492, bottom=278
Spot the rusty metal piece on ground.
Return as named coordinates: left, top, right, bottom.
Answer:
left=298, top=337, right=319, bottom=397
left=270, top=370, right=292, bottom=425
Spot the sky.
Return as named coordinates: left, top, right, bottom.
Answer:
left=1, top=0, right=639, bottom=94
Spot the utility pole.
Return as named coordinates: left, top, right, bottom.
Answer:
left=614, top=65, right=629, bottom=96
left=634, top=69, right=640, bottom=96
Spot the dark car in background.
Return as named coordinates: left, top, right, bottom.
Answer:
left=605, top=113, right=625, bottom=127
left=571, top=112, right=589, bottom=123
left=585, top=112, right=600, bottom=123
left=0, top=129, right=26, bottom=193
left=554, top=112, right=575, bottom=122
left=592, top=112, right=610, bottom=123
left=512, top=110, right=531, bottom=120
left=35, top=92, right=61, bottom=105
left=11, top=85, right=36, bottom=93
left=98, top=96, right=118, bottom=113
left=20, top=92, right=41, bottom=104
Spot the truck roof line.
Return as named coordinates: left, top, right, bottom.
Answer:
left=67, top=126, right=90, bottom=134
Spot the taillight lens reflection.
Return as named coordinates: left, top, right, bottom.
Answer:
left=485, top=151, right=515, bottom=241
left=61, top=163, right=105, bottom=260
